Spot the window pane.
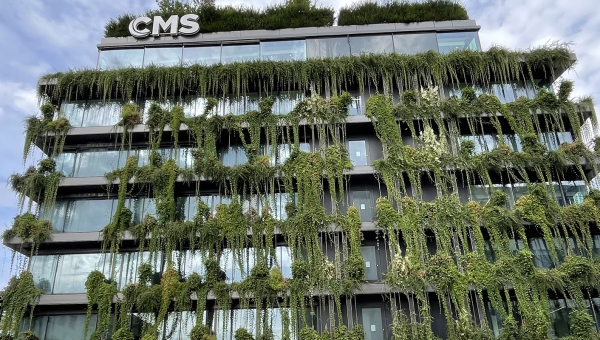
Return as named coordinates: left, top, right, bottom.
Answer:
left=182, top=45, right=221, bottom=65
left=42, top=200, right=68, bottom=232
left=306, top=37, right=350, bottom=59
left=437, top=32, right=481, bottom=54
left=277, top=247, right=292, bottom=279
left=393, top=33, right=438, bottom=54
left=46, top=315, right=95, bottom=340
left=165, top=311, right=198, bottom=340
left=54, top=152, right=76, bottom=177
left=137, top=148, right=172, bottom=167
left=350, top=35, right=394, bottom=56
left=30, top=255, right=57, bottom=294
left=143, top=47, right=183, bottom=67
left=183, top=96, right=219, bottom=117
left=562, top=180, right=587, bottom=206
left=64, top=199, right=115, bottom=233
left=81, top=100, right=124, bottom=127
left=491, top=83, right=516, bottom=104
left=273, top=91, right=304, bottom=115
left=530, top=238, right=553, bottom=269
left=133, top=198, right=157, bottom=223
left=223, top=93, right=259, bottom=116
left=348, top=91, right=363, bottom=116
left=349, top=140, right=367, bottom=166
left=361, top=246, right=378, bottom=280
left=362, top=308, right=384, bottom=340
left=74, top=150, right=127, bottom=177
left=261, top=40, right=306, bottom=61
left=98, top=49, right=144, bottom=70
left=54, top=253, right=104, bottom=293
left=353, top=190, right=373, bottom=222
left=20, top=316, right=47, bottom=339
left=503, top=134, right=523, bottom=152
left=221, top=44, right=259, bottom=64
left=550, top=299, right=571, bottom=337
left=60, top=101, right=85, bottom=127
left=175, top=148, right=194, bottom=169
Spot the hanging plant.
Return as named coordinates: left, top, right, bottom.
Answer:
left=2, top=213, right=52, bottom=257
left=9, top=158, right=64, bottom=213
left=0, top=271, right=42, bottom=338
left=23, top=103, right=72, bottom=163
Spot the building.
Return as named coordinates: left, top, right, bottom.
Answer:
left=2, top=2, right=600, bottom=340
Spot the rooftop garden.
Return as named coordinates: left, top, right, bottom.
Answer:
left=104, top=0, right=469, bottom=38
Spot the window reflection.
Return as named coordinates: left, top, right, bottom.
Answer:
left=437, top=32, right=481, bottom=54
left=348, top=140, right=368, bottom=166
left=540, top=131, right=573, bottom=150
left=82, top=100, right=125, bottom=127
left=98, top=49, right=144, bottom=70
left=63, top=199, right=116, bottom=233
left=221, top=44, right=259, bottom=64
left=306, top=37, right=350, bottom=59
left=54, top=152, right=76, bottom=177
left=183, top=45, right=221, bottom=66
left=460, top=135, right=495, bottom=154
left=53, top=253, right=104, bottom=293
left=349, top=35, right=394, bottom=56
left=529, top=238, right=553, bottom=269
left=29, top=255, right=57, bottom=293
left=213, top=308, right=289, bottom=340
left=73, top=150, right=127, bottom=177
left=272, top=91, right=304, bottom=115
left=45, top=315, right=95, bottom=340
left=261, top=40, right=306, bottom=61
left=219, top=146, right=248, bottom=166
left=393, top=33, right=438, bottom=54
left=143, top=47, right=183, bottom=67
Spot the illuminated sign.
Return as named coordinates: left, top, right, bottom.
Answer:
left=128, top=14, right=200, bottom=38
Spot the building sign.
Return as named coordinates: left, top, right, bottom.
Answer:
left=129, top=14, right=200, bottom=38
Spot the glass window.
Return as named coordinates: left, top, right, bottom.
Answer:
left=143, top=47, right=183, bottom=67
left=530, top=238, right=553, bottom=269
left=222, top=93, right=259, bottom=116
left=137, top=148, right=172, bottom=167
left=176, top=250, right=206, bottom=279
left=221, top=248, right=255, bottom=284
left=19, top=316, right=47, bottom=339
left=349, top=140, right=368, bottom=166
left=593, top=236, right=600, bottom=257
left=393, top=33, right=438, bottom=54
left=272, top=91, right=304, bottom=115
left=460, top=135, right=495, bottom=154
left=182, top=45, right=221, bottom=65
left=46, top=315, right=96, bottom=340
left=509, top=239, right=525, bottom=253
left=483, top=240, right=495, bottom=262
left=362, top=308, right=384, bottom=340
left=63, top=199, right=116, bottom=233
left=261, top=40, right=306, bottom=61
left=42, top=200, right=68, bottom=232
left=60, top=101, right=86, bottom=127
left=348, top=91, right=363, bottom=116
left=353, top=190, right=373, bottom=222
left=540, top=131, right=573, bottom=151
left=131, top=313, right=157, bottom=339
left=361, top=246, right=378, bottom=280
left=175, top=148, right=194, bottom=169
left=491, top=83, right=516, bottom=104
left=306, top=37, right=350, bottom=59
left=276, top=247, right=292, bottom=279
left=469, top=185, right=490, bottom=205
left=437, top=32, right=481, bottom=54
left=164, top=311, right=198, bottom=340
left=485, top=301, right=502, bottom=337
left=221, top=44, right=259, bottom=64
left=183, top=96, right=219, bottom=117
left=350, top=35, right=394, bottom=56
left=550, top=299, right=573, bottom=338
left=509, top=183, right=528, bottom=208
left=54, top=152, right=76, bottom=177
left=81, top=100, right=124, bottom=127
left=219, top=146, right=247, bottom=166
left=53, top=253, right=104, bottom=293
left=29, top=255, right=58, bottom=294
left=98, top=49, right=144, bottom=70
left=74, top=150, right=127, bottom=177
left=503, top=134, right=523, bottom=152
left=132, top=198, right=157, bottom=224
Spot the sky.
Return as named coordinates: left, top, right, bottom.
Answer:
left=0, top=0, right=598, bottom=286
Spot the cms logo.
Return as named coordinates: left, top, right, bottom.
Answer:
left=129, top=14, right=200, bottom=38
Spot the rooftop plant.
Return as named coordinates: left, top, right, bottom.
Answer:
left=338, top=0, right=468, bottom=26
left=104, top=0, right=334, bottom=38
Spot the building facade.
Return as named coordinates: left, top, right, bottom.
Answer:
left=3, top=9, right=600, bottom=340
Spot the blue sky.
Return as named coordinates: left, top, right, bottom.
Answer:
left=0, top=0, right=598, bottom=286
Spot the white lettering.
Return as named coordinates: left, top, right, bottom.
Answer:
left=128, top=16, right=152, bottom=38
left=179, top=14, right=200, bottom=35
left=129, top=14, right=201, bottom=38
left=152, top=15, right=179, bottom=37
